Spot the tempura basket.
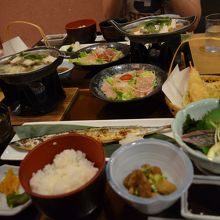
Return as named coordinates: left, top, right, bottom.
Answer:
left=165, top=36, right=220, bottom=116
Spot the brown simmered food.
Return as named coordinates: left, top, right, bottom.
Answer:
left=123, top=164, right=176, bottom=198
left=57, top=67, right=69, bottom=73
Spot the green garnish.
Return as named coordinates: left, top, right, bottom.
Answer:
left=7, top=192, right=30, bottom=208
left=96, top=58, right=105, bottom=64
left=182, top=100, right=220, bottom=155
left=19, top=52, right=47, bottom=60
left=79, top=51, right=88, bottom=57
left=201, top=146, right=210, bottom=155
left=183, top=100, right=220, bottom=133
left=140, top=166, right=151, bottom=177
left=67, top=46, right=73, bottom=52
left=144, top=17, right=172, bottom=33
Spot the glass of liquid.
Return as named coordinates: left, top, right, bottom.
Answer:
left=205, top=13, right=220, bottom=52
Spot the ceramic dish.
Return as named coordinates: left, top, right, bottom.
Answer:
left=0, top=164, right=31, bottom=216
left=89, top=63, right=166, bottom=103
left=56, top=60, right=74, bottom=79
left=172, top=99, right=220, bottom=174
left=107, top=138, right=193, bottom=214
left=181, top=175, right=220, bottom=220
left=109, top=15, right=196, bottom=44
left=41, top=34, right=67, bottom=47
left=69, top=42, right=130, bottom=70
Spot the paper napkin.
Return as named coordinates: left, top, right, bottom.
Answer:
left=162, top=65, right=190, bottom=108
left=2, top=36, right=28, bottom=56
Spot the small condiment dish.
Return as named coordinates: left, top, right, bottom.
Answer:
left=41, top=34, right=67, bottom=47
left=0, top=164, right=31, bottom=216
left=56, top=60, right=74, bottom=79
left=106, top=138, right=193, bottom=214
left=181, top=175, right=220, bottom=219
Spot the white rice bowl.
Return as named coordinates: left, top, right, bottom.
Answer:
left=30, top=149, right=98, bottom=195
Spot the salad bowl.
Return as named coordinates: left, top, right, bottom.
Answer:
left=109, top=15, right=196, bottom=44
left=89, top=63, right=166, bottom=103
left=69, top=42, right=130, bottom=70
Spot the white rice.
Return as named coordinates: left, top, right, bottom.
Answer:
left=30, top=149, right=98, bottom=195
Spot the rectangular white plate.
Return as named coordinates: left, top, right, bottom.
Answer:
left=1, top=118, right=174, bottom=161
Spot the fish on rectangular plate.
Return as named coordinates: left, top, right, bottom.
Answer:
left=9, top=125, right=170, bottom=151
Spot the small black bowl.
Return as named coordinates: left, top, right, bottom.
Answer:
left=89, top=63, right=166, bottom=103
left=99, top=18, right=128, bottom=42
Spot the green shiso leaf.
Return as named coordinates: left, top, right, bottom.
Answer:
left=200, top=100, right=220, bottom=129
left=201, top=146, right=210, bottom=155
left=183, top=100, right=220, bottom=133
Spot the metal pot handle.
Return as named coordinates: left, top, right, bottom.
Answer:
left=5, top=21, right=50, bottom=47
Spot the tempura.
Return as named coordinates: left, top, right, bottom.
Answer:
left=188, top=66, right=209, bottom=102
left=183, top=66, right=220, bottom=106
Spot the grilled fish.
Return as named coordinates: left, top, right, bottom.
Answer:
left=9, top=125, right=171, bottom=151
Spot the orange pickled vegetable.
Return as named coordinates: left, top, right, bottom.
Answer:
left=0, top=168, right=20, bottom=195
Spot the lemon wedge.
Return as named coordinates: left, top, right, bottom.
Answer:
left=207, top=142, right=220, bottom=161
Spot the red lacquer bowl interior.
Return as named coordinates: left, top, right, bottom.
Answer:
left=65, top=19, right=96, bottom=30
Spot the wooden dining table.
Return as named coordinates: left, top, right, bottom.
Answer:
left=0, top=33, right=219, bottom=220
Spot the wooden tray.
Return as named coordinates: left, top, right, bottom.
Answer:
left=9, top=87, right=78, bottom=125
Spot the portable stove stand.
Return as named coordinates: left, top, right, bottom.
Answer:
left=129, top=34, right=191, bottom=72
left=0, top=71, right=65, bottom=116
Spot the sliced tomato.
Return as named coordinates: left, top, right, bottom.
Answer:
left=120, top=74, right=132, bottom=80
